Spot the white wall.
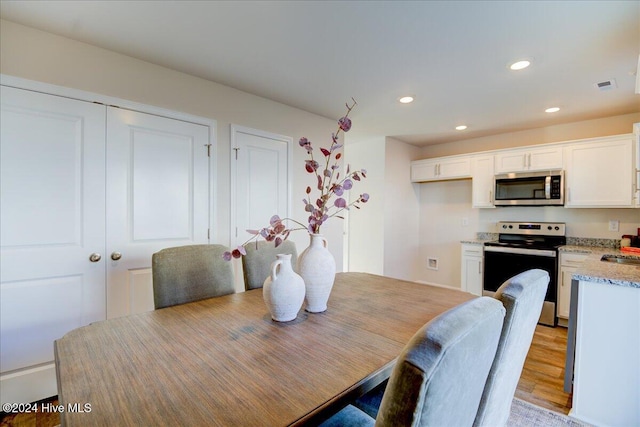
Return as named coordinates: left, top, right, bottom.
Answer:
left=345, top=135, right=386, bottom=274
left=0, top=19, right=346, bottom=277
left=383, top=138, right=421, bottom=281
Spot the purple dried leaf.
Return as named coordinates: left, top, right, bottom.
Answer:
left=334, top=198, right=347, bottom=208
left=320, top=147, right=331, bottom=157
left=270, top=215, right=281, bottom=225
left=222, top=251, right=232, bottom=261
left=343, top=179, right=353, bottom=190
left=338, top=117, right=352, bottom=132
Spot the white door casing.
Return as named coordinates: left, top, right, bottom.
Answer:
left=231, top=125, right=292, bottom=291
left=0, top=86, right=106, bottom=404
left=106, top=107, right=211, bottom=319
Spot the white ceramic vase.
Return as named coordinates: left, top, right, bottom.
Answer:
left=298, top=234, right=336, bottom=313
left=263, top=254, right=305, bottom=322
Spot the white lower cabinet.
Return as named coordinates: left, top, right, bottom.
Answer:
left=557, top=252, right=588, bottom=319
left=461, top=244, right=483, bottom=296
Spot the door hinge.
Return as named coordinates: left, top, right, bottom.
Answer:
left=207, top=229, right=210, bottom=240
left=205, top=144, right=212, bottom=157
left=233, top=147, right=239, bottom=160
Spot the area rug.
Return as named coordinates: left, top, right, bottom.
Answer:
left=508, top=398, right=591, bottom=427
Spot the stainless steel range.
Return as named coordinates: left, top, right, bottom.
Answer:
left=483, top=221, right=566, bottom=327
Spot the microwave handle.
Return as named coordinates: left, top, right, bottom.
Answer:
left=545, top=176, right=551, bottom=199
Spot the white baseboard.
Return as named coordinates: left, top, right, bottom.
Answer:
left=1, top=363, right=57, bottom=405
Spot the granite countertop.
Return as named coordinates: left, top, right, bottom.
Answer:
left=561, top=245, right=640, bottom=289
left=460, top=235, right=639, bottom=288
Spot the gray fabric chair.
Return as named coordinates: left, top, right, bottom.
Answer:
left=473, top=268, right=550, bottom=427
left=152, top=244, right=235, bottom=309
left=320, top=296, right=506, bottom=427
left=241, top=240, right=298, bottom=291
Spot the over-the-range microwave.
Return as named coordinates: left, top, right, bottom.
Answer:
left=494, top=170, right=564, bottom=206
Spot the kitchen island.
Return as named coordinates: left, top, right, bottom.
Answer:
left=564, top=251, right=639, bottom=427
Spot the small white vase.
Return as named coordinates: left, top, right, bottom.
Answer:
left=298, top=234, right=336, bottom=313
left=263, top=254, right=305, bottom=322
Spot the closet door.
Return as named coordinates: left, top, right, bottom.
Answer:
left=106, top=108, right=210, bottom=318
left=0, top=86, right=106, bottom=403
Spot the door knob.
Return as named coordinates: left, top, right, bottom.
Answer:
left=111, top=252, right=122, bottom=261
left=89, top=253, right=102, bottom=262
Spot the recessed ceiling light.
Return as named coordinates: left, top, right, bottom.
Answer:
left=509, top=60, right=531, bottom=71
left=455, top=125, right=467, bottom=131
left=545, top=107, right=560, bottom=113
left=399, top=96, right=414, bottom=104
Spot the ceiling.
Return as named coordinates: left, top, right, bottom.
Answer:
left=1, top=1, right=639, bottom=146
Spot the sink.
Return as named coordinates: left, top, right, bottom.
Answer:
left=600, top=255, right=640, bottom=266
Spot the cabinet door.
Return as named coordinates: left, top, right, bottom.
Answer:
left=565, top=136, right=634, bottom=207
left=411, top=159, right=438, bottom=182
left=528, top=146, right=564, bottom=171
left=558, top=253, right=588, bottom=318
left=495, top=149, right=528, bottom=173
left=106, top=108, right=210, bottom=319
left=411, top=157, right=470, bottom=182
left=0, top=86, right=106, bottom=404
left=472, top=155, right=495, bottom=208
left=558, top=266, right=575, bottom=318
left=439, top=157, right=471, bottom=179
left=461, top=244, right=483, bottom=296
left=495, top=146, right=563, bottom=173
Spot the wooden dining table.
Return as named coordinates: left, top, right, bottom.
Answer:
left=54, top=272, right=475, bottom=426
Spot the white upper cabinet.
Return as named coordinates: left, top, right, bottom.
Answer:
left=471, top=154, right=495, bottom=208
left=564, top=135, right=634, bottom=208
left=411, top=156, right=471, bottom=182
left=495, top=145, right=563, bottom=173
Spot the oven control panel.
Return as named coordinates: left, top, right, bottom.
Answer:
left=497, top=221, right=565, bottom=236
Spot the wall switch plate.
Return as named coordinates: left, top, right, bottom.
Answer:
left=462, top=217, right=469, bottom=227
left=608, top=220, right=619, bottom=232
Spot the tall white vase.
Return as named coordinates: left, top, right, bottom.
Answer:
left=298, top=234, right=336, bottom=313
left=263, top=254, right=305, bottom=322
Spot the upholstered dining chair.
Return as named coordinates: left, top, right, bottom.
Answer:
left=241, top=240, right=298, bottom=291
left=152, top=244, right=235, bottom=309
left=473, top=268, right=549, bottom=427
left=320, top=296, right=506, bottom=427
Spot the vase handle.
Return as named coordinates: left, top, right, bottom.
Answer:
left=271, top=259, right=282, bottom=280
left=321, top=236, right=328, bottom=248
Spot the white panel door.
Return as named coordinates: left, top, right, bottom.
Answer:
left=0, top=86, right=106, bottom=404
left=106, top=108, right=210, bottom=318
left=232, top=126, right=291, bottom=289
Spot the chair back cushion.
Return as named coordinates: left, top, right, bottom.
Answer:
left=242, top=240, right=297, bottom=290
left=375, top=297, right=505, bottom=427
left=152, top=244, right=234, bottom=309
left=474, top=269, right=549, bottom=427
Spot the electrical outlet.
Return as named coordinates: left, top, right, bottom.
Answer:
left=427, top=257, right=439, bottom=270
left=608, top=220, right=619, bottom=232
left=462, top=217, right=469, bottom=227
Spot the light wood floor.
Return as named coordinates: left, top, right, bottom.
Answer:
left=0, top=325, right=571, bottom=426
left=516, top=324, right=572, bottom=414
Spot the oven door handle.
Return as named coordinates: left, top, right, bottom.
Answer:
left=484, top=246, right=557, bottom=257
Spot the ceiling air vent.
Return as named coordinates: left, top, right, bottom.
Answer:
left=594, top=79, right=617, bottom=91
